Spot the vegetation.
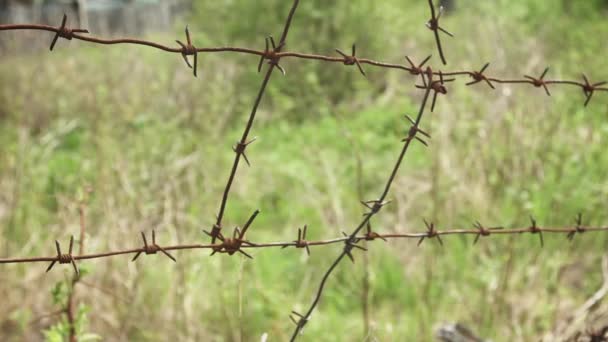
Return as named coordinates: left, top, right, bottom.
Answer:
left=0, top=0, right=607, bottom=340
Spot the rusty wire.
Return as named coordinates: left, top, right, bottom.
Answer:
left=210, top=0, right=299, bottom=244
left=426, top=0, right=452, bottom=65
left=2, top=216, right=608, bottom=267
left=0, top=16, right=606, bottom=101
left=1, top=1, right=608, bottom=341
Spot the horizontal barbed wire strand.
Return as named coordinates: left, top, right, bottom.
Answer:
left=1, top=221, right=604, bottom=265
left=0, top=25, right=606, bottom=95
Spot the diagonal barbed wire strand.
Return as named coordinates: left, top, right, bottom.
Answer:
left=210, top=0, right=301, bottom=244
left=288, top=67, right=436, bottom=340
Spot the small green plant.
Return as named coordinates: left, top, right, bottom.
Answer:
left=44, top=263, right=100, bottom=341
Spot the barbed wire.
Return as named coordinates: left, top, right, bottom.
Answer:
left=0, top=16, right=606, bottom=103
left=1, top=214, right=606, bottom=266
left=1, top=1, right=608, bottom=341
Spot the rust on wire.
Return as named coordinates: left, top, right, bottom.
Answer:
left=1, top=2, right=608, bottom=341
left=405, top=55, right=432, bottom=76
left=175, top=25, right=198, bottom=77
left=289, top=70, right=436, bottom=341
left=259, top=36, right=286, bottom=75
left=336, top=44, right=366, bottom=76
left=49, top=14, right=89, bottom=51
left=472, top=221, right=504, bottom=245
left=466, top=63, right=495, bottom=89
left=418, top=219, right=443, bottom=246
left=210, top=0, right=299, bottom=244
left=524, top=67, right=552, bottom=96
left=0, top=19, right=604, bottom=105
left=580, top=74, right=606, bottom=107
left=426, top=0, right=452, bottom=65
left=205, top=210, right=260, bottom=259
left=415, top=67, right=454, bottom=112
left=282, top=225, right=311, bottom=255
left=45, top=236, right=79, bottom=276
left=131, top=230, right=177, bottom=262
left=3, top=222, right=608, bottom=267
left=365, top=222, right=387, bottom=242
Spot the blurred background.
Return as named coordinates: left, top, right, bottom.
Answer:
left=1, top=0, right=608, bottom=341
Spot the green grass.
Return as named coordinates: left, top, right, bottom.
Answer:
left=1, top=1, right=608, bottom=341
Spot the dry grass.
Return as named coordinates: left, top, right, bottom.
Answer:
left=1, top=1, right=608, bottom=341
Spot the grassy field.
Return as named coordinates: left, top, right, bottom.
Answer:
left=1, top=1, right=608, bottom=341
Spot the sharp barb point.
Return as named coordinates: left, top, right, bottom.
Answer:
left=541, top=67, right=549, bottom=79
left=421, top=55, right=432, bottom=67
left=431, top=92, right=438, bottom=112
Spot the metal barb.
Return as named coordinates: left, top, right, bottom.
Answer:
left=529, top=216, right=544, bottom=247
left=466, top=63, right=495, bottom=89
left=567, top=213, right=586, bottom=241
left=290, top=311, right=308, bottom=330
left=426, top=1, right=452, bottom=65
left=360, top=199, right=391, bottom=214
left=259, top=35, right=286, bottom=75
left=1, top=5, right=608, bottom=341
left=416, top=69, right=454, bottom=112
left=210, top=210, right=260, bottom=259
left=581, top=74, right=606, bottom=107
left=49, top=14, right=89, bottom=51
left=46, top=235, right=79, bottom=276
left=402, top=114, right=431, bottom=146
left=282, top=225, right=311, bottom=255
left=131, top=230, right=176, bottom=262
left=204, top=223, right=225, bottom=246
left=335, top=43, right=366, bottom=76
left=524, top=67, right=551, bottom=96
left=420, top=219, right=443, bottom=246
left=364, top=222, right=387, bottom=241
left=405, top=55, right=432, bottom=76
left=473, top=221, right=503, bottom=245
left=176, top=25, right=198, bottom=77
left=233, top=137, right=257, bottom=167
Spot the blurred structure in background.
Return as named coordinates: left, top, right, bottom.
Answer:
left=439, top=0, right=455, bottom=11
left=0, top=0, right=191, bottom=36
